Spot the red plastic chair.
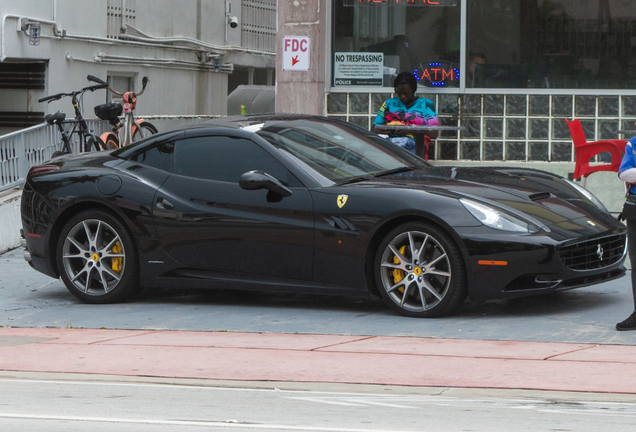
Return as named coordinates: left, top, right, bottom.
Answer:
left=414, top=134, right=432, bottom=161
left=565, top=118, right=626, bottom=187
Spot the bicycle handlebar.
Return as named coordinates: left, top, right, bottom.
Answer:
left=82, top=83, right=109, bottom=92
left=38, top=83, right=109, bottom=103
left=38, top=92, right=69, bottom=103
left=87, top=74, right=107, bottom=85
left=86, top=74, right=149, bottom=97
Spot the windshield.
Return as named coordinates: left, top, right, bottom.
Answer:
left=253, top=118, right=428, bottom=183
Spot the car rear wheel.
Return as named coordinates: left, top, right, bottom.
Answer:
left=375, top=222, right=467, bottom=317
left=56, top=210, right=139, bottom=304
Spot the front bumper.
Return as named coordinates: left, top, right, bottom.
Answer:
left=455, top=227, right=627, bottom=301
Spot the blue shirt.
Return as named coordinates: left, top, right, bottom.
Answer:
left=619, top=136, right=636, bottom=194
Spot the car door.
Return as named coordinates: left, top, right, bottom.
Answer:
left=151, top=131, right=315, bottom=281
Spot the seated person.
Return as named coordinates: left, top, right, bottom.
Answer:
left=468, top=52, right=487, bottom=86
left=371, top=72, right=439, bottom=154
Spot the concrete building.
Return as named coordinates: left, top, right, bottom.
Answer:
left=0, top=0, right=276, bottom=135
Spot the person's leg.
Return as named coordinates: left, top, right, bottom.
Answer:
left=628, top=219, right=636, bottom=310
left=616, top=219, right=636, bottom=330
left=388, top=137, right=416, bottom=154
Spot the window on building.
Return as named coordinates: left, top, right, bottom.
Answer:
left=106, top=75, right=135, bottom=104
left=467, top=0, right=636, bottom=89
left=332, top=1, right=461, bottom=88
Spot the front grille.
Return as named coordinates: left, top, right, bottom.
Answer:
left=559, top=234, right=626, bottom=271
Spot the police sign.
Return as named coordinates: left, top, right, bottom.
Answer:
left=333, top=52, right=383, bottom=86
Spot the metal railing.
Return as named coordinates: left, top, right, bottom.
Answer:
left=0, top=116, right=222, bottom=193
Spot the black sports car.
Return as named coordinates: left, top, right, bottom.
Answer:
left=20, top=114, right=627, bottom=317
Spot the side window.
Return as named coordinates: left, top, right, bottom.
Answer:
left=131, top=142, right=175, bottom=172
left=173, top=136, right=300, bottom=186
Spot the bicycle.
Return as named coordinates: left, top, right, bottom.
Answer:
left=87, top=75, right=158, bottom=149
left=38, top=82, right=110, bottom=157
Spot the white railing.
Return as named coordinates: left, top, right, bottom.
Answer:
left=0, top=116, right=222, bottom=193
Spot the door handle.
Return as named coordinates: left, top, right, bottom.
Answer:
left=156, top=197, right=175, bottom=210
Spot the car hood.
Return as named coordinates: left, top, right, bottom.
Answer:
left=357, top=165, right=621, bottom=239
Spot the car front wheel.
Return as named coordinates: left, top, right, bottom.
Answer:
left=375, top=222, right=467, bottom=317
left=56, top=210, right=139, bottom=304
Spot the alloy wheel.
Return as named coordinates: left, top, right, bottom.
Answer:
left=61, top=219, right=126, bottom=296
left=379, top=230, right=452, bottom=312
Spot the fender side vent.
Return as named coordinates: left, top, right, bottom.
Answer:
left=323, top=216, right=356, bottom=231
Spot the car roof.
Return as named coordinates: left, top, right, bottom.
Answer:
left=112, top=114, right=349, bottom=159
left=189, top=113, right=328, bottom=130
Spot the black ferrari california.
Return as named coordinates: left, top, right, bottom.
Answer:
left=20, top=114, right=627, bottom=317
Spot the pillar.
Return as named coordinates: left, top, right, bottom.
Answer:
left=275, top=0, right=328, bottom=116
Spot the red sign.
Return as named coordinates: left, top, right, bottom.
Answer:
left=415, top=62, right=459, bottom=87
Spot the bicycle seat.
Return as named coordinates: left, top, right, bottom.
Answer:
left=45, top=111, right=66, bottom=125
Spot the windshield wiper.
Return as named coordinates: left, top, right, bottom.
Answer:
left=335, top=175, right=374, bottom=185
left=374, top=167, right=415, bottom=178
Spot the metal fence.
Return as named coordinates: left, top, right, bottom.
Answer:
left=0, top=119, right=103, bottom=192
left=0, top=116, right=221, bottom=193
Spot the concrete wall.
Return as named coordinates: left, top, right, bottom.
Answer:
left=0, top=189, right=21, bottom=255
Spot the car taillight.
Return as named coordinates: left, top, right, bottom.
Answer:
left=27, top=165, right=60, bottom=177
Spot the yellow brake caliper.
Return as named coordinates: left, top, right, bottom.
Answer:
left=392, top=245, right=407, bottom=293
left=111, top=242, right=123, bottom=273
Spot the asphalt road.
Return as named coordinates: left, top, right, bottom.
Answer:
left=2, top=376, right=636, bottom=432
left=2, top=247, right=635, bottom=345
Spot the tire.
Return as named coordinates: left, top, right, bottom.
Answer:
left=374, top=222, right=467, bottom=318
left=51, top=151, right=66, bottom=159
left=132, top=122, right=158, bottom=142
left=85, top=135, right=105, bottom=152
left=56, top=209, right=139, bottom=304
left=103, top=136, right=119, bottom=150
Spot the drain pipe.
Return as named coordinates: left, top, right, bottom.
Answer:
left=121, top=24, right=273, bottom=55
left=120, top=0, right=127, bottom=32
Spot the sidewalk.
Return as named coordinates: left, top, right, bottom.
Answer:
left=1, top=327, right=635, bottom=395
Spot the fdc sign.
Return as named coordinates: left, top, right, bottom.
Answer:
left=283, top=36, right=310, bottom=71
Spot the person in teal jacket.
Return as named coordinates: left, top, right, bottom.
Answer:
left=617, top=135, right=636, bottom=330
left=372, top=72, right=438, bottom=154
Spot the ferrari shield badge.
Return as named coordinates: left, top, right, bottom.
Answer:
left=337, top=195, right=348, bottom=208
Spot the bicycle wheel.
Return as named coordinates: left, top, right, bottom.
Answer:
left=102, top=136, right=119, bottom=150
left=132, top=121, right=158, bottom=142
left=85, top=135, right=107, bottom=152
left=51, top=137, right=72, bottom=159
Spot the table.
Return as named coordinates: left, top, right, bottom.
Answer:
left=617, top=130, right=636, bottom=137
left=379, top=125, right=465, bottom=159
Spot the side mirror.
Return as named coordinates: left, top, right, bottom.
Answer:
left=239, top=170, right=292, bottom=197
left=142, top=76, right=149, bottom=89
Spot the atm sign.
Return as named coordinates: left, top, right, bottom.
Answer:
left=415, top=62, right=459, bottom=87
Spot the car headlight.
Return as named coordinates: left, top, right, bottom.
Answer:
left=459, top=198, right=538, bottom=233
left=564, top=179, right=607, bottom=212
